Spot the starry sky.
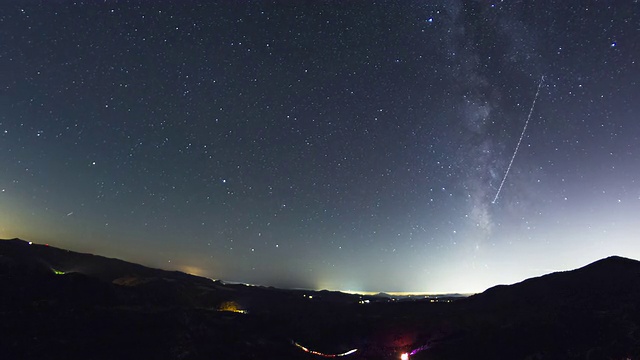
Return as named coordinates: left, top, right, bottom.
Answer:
left=1, top=1, right=638, bottom=293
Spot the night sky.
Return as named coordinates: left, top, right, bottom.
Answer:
left=1, top=1, right=638, bottom=293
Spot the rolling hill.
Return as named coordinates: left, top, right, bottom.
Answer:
left=1, top=238, right=639, bottom=359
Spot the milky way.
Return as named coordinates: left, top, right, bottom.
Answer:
left=1, top=1, right=638, bottom=293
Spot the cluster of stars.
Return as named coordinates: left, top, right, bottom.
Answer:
left=0, top=1, right=638, bottom=293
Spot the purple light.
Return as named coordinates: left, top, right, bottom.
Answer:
left=409, top=344, right=430, bottom=356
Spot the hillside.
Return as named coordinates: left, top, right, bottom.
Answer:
left=1, top=238, right=639, bottom=359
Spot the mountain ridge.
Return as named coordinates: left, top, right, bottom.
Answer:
left=2, top=237, right=640, bottom=359
left=469, top=254, right=640, bottom=308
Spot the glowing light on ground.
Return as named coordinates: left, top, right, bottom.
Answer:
left=216, top=301, right=248, bottom=314
left=400, top=352, right=409, bottom=360
left=293, top=341, right=357, bottom=357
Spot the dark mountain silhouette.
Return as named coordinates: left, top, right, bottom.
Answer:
left=470, top=255, right=640, bottom=308
left=0, top=238, right=214, bottom=284
left=414, top=256, right=640, bottom=359
left=1, top=238, right=639, bottom=359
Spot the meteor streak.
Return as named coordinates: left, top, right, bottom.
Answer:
left=492, top=76, right=545, bottom=204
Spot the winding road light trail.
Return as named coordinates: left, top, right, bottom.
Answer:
left=492, top=76, right=545, bottom=204
left=293, top=341, right=358, bottom=357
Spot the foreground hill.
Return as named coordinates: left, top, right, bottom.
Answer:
left=426, top=256, right=640, bottom=359
left=471, top=255, right=640, bottom=309
left=1, top=238, right=639, bottom=359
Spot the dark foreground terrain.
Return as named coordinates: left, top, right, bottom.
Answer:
left=1, top=238, right=639, bottom=359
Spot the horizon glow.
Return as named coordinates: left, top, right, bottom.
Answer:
left=1, top=1, right=638, bottom=293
